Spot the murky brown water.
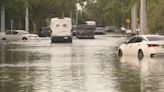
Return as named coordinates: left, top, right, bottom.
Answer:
left=0, top=35, right=164, bottom=92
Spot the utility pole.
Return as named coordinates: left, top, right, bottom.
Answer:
left=25, top=3, right=29, bottom=32
left=131, top=3, right=137, bottom=34
left=11, top=19, right=13, bottom=31
left=1, top=7, right=5, bottom=32
left=140, top=0, right=148, bottom=34
left=76, top=9, right=78, bottom=26
left=70, top=11, right=72, bottom=19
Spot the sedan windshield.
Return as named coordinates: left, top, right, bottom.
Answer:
left=18, top=31, right=29, bottom=34
left=146, top=36, right=164, bottom=41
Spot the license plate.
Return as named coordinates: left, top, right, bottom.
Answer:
left=64, top=37, right=68, bottom=39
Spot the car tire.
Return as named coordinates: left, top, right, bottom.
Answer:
left=68, top=38, right=72, bottom=43
left=22, top=37, right=27, bottom=40
left=118, top=49, right=123, bottom=57
left=2, top=38, right=6, bottom=40
left=150, top=54, right=154, bottom=58
left=51, top=37, right=58, bottom=43
left=138, top=50, right=144, bottom=60
left=51, top=38, right=55, bottom=43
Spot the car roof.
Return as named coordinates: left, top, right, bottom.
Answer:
left=135, top=35, right=164, bottom=40
left=136, top=35, right=163, bottom=37
left=13, top=30, right=28, bottom=33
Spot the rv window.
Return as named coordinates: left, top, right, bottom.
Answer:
left=56, top=24, right=60, bottom=27
left=63, top=24, right=67, bottom=27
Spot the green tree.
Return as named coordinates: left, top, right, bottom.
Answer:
left=84, top=0, right=138, bottom=27
left=1, top=0, right=78, bottom=33
left=148, top=0, right=164, bottom=34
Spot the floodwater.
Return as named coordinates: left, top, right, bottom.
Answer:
left=0, top=34, right=164, bottom=92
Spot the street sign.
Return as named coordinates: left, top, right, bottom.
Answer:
left=126, top=18, right=131, bottom=24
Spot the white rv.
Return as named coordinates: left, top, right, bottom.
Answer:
left=50, top=17, right=73, bottom=43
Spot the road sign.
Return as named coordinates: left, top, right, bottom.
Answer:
left=126, top=18, right=131, bottom=24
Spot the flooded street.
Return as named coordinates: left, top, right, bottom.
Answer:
left=0, top=34, right=164, bottom=92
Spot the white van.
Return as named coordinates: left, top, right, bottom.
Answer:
left=50, top=17, right=72, bottom=43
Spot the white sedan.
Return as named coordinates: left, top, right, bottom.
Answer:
left=0, top=30, right=39, bottom=41
left=118, top=35, right=164, bottom=59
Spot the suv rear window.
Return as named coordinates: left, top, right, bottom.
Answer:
left=77, top=25, right=95, bottom=30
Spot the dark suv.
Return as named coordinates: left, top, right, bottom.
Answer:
left=39, top=27, right=51, bottom=37
left=75, top=24, right=95, bottom=39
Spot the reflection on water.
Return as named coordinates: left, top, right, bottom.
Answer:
left=0, top=43, right=52, bottom=92
left=0, top=37, right=164, bottom=92
left=120, top=56, right=164, bottom=92
left=141, top=57, right=164, bottom=92
left=116, top=56, right=140, bottom=92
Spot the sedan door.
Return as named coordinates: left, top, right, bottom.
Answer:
left=124, top=37, right=137, bottom=55
left=130, top=37, right=144, bottom=55
left=6, top=31, right=21, bottom=41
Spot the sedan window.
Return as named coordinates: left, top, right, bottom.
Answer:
left=6, top=31, right=12, bottom=35
left=135, top=37, right=143, bottom=42
left=13, top=31, right=18, bottom=35
left=128, top=37, right=136, bottom=43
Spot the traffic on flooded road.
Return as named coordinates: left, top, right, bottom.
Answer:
left=0, top=34, right=164, bottom=92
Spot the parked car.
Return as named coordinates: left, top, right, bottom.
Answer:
left=95, top=27, right=106, bottom=35
left=105, top=26, right=115, bottom=32
left=126, top=29, right=136, bottom=36
left=118, top=35, right=164, bottom=60
left=75, top=24, right=95, bottom=39
left=0, top=30, right=39, bottom=41
left=120, top=27, right=126, bottom=33
left=39, top=27, right=51, bottom=37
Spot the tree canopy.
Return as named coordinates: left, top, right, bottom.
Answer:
left=148, top=0, right=164, bottom=34
left=0, top=0, right=163, bottom=34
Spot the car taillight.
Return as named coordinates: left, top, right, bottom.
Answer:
left=147, top=44, right=160, bottom=47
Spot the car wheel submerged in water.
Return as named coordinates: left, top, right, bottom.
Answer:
left=138, top=50, right=144, bottom=60
left=150, top=54, right=155, bottom=58
left=67, top=37, right=72, bottom=43
left=118, top=49, right=123, bottom=57
left=22, top=37, right=27, bottom=40
left=2, top=38, right=6, bottom=40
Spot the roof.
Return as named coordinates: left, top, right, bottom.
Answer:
left=135, top=35, right=164, bottom=41
left=136, top=34, right=164, bottom=37
left=13, top=30, right=28, bottom=33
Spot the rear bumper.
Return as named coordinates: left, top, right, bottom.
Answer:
left=95, top=32, right=105, bottom=35
left=51, top=36, right=72, bottom=42
left=76, top=34, right=94, bottom=39
left=145, top=48, right=164, bottom=56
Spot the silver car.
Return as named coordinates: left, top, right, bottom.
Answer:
left=95, top=27, right=106, bottom=35
left=0, top=30, right=39, bottom=41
